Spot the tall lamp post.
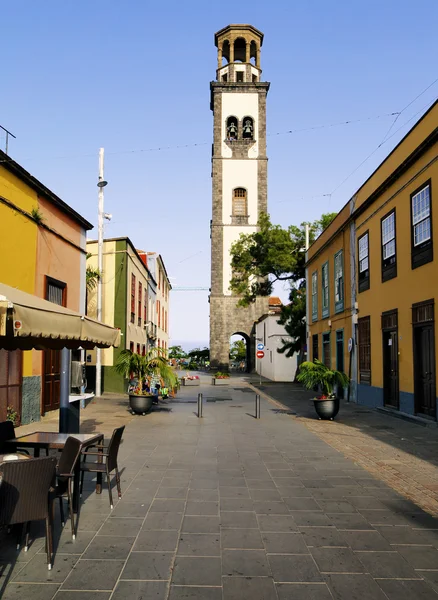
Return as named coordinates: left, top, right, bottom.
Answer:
left=96, top=148, right=108, bottom=398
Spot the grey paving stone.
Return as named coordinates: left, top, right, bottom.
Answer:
left=325, top=573, right=389, bottom=600
left=221, top=511, right=258, bottom=529
left=284, top=498, right=322, bottom=511
left=52, top=530, right=95, bottom=555
left=54, top=593, right=111, bottom=600
left=258, top=515, right=298, bottom=532
left=250, top=488, right=283, bottom=501
left=189, top=479, right=218, bottom=490
left=61, top=559, right=124, bottom=590
left=168, top=585, right=222, bottom=600
left=356, top=550, right=419, bottom=578
left=315, top=500, right=357, bottom=514
left=111, top=580, right=168, bottom=600
left=171, top=556, right=222, bottom=586
left=311, top=547, right=366, bottom=573
left=347, top=496, right=388, bottom=510
left=269, top=554, right=322, bottom=583
left=97, top=518, right=143, bottom=537
left=220, top=498, right=254, bottom=511
left=142, top=512, right=183, bottom=530
left=177, top=533, right=220, bottom=556
left=156, top=487, right=188, bottom=499
left=326, top=513, right=374, bottom=530
left=82, top=535, right=134, bottom=560
left=377, top=579, right=438, bottom=600
left=253, top=501, right=290, bottom=515
left=121, top=552, right=173, bottom=580
left=221, top=528, right=264, bottom=549
left=134, top=529, right=179, bottom=552
left=290, top=512, right=333, bottom=527
left=218, top=478, right=247, bottom=487
left=300, top=480, right=333, bottom=489
left=417, top=570, right=438, bottom=593
left=394, top=545, right=438, bottom=569
left=1, top=583, right=59, bottom=600
left=222, top=549, right=270, bottom=577
left=340, top=530, right=394, bottom=551
left=374, top=525, right=433, bottom=545
left=187, top=490, right=219, bottom=502
left=276, top=487, right=313, bottom=498
left=76, top=513, right=108, bottom=531
left=276, top=583, right=334, bottom=600
left=299, top=527, right=348, bottom=548
left=263, top=532, right=309, bottom=554
left=12, top=554, right=78, bottom=583
left=150, top=499, right=185, bottom=513
left=110, top=502, right=150, bottom=518
left=222, top=575, right=278, bottom=600
left=246, top=480, right=277, bottom=489
left=219, top=486, right=250, bottom=498
left=181, top=516, right=220, bottom=533
left=358, top=509, right=415, bottom=526
left=185, top=501, right=218, bottom=516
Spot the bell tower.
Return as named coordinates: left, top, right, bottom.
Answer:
left=209, top=24, right=270, bottom=371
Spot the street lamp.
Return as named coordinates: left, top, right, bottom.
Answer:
left=96, top=149, right=108, bottom=398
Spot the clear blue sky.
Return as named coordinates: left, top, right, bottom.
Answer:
left=1, top=1, right=437, bottom=350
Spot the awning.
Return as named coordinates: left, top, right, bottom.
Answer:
left=0, top=282, right=120, bottom=351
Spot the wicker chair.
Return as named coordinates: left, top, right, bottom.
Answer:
left=53, top=436, right=83, bottom=539
left=0, top=457, right=57, bottom=569
left=0, top=421, right=34, bottom=455
left=80, top=426, right=125, bottom=509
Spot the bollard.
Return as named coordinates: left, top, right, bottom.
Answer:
left=197, top=393, right=203, bottom=418
left=255, top=394, right=261, bottom=419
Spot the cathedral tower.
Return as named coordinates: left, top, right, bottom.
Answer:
left=209, top=24, right=270, bottom=371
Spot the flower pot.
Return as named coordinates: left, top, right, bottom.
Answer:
left=129, top=394, right=154, bottom=415
left=212, top=378, right=229, bottom=385
left=313, top=397, right=340, bottom=420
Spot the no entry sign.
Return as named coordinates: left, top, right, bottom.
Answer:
left=256, top=350, right=265, bottom=359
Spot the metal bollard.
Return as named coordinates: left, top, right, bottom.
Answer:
left=197, top=393, right=203, bottom=418
left=255, top=394, right=261, bottom=419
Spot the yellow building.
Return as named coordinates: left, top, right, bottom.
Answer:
left=0, top=150, right=92, bottom=423
left=306, top=101, right=437, bottom=418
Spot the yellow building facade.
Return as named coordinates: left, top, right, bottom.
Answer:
left=307, top=101, right=437, bottom=418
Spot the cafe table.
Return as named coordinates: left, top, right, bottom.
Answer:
left=3, top=432, right=104, bottom=512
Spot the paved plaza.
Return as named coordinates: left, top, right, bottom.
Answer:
left=2, top=376, right=438, bottom=599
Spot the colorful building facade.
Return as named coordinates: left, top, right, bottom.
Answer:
left=306, top=101, right=437, bottom=418
left=0, top=150, right=92, bottom=423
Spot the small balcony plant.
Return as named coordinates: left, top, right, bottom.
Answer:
left=114, top=348, right=177, bottom=414
left=296, top=359, right=349, bottom=420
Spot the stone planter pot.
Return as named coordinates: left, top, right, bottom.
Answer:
left=212, top=378, right=230, bottom=385
left=183, top=379, right=200, bottom=386
left=129, top=394, right=154, bottom=415
left=313, top=397, right=340, bottom=420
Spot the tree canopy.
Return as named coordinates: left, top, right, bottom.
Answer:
left=169, top=345, right=186, bottom=359
left=229, top=339, right=247, bottom=362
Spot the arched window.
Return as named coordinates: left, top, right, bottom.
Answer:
left=250, top=40, right=257, bottom=65
left=242, top=117, right=254, bottom=140
left=226, top=116, right=238, bottom=141
left=222, top=40, right=230, bottom=65
left=232, top=188, right=248, bottom=223
left=234, top=37, right=246, bottom=62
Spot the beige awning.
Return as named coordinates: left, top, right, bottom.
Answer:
left=0, top=282, right=120, bottom=350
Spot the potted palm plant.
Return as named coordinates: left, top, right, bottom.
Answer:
left=114, top=348, right=177, bottom=415
left=297, top=359, right=349, bottom=420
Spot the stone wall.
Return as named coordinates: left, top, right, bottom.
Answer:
left=21, top=375, right=41, bottom=424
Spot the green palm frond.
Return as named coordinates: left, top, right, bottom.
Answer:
left=114, top=348, right=177, bottom=389
left=297, top=359, right=349, bottom=396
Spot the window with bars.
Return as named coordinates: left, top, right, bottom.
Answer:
left=321, top=262, right=329, bottom=318
left=381, top=210, right=397, bottom=281
left=358, top=232, right=370, bottom=292
left=358, top=316, right=371, bottom=385
left=232, top=188, right=248, bottom=224
left=412, top=299, right=434, bottom=324
left=131, top=274, right=136, bottom=324
left=322, top=332, right=331, bottom=368
left=138, top=282, right=142, bottom=327
left=312, top=271, right=318, bottom=322
left=334, top=250, right=344, bottom=313
left=46, top=277, right=66, bottom=306
left=411, top=182, right=432, bottom=269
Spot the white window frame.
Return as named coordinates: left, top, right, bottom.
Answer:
left=412, top=184, right=431, bottom=247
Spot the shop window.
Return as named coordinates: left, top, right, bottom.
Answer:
left=411, top=181, right=432, bottom=269
left=358, top=232, right=370, bottom=292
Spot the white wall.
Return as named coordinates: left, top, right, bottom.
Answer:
left=221, top=92, right=259, bottom=158
left=255, top=316, right=297, bottom=382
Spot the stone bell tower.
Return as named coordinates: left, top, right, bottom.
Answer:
left=209, top=24, right=270, bottom=371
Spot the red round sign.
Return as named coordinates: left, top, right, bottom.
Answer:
left=256, top=350, right=264, bottom=358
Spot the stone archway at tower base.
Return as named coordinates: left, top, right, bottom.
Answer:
left=209, top=295, right=269, bottom=373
